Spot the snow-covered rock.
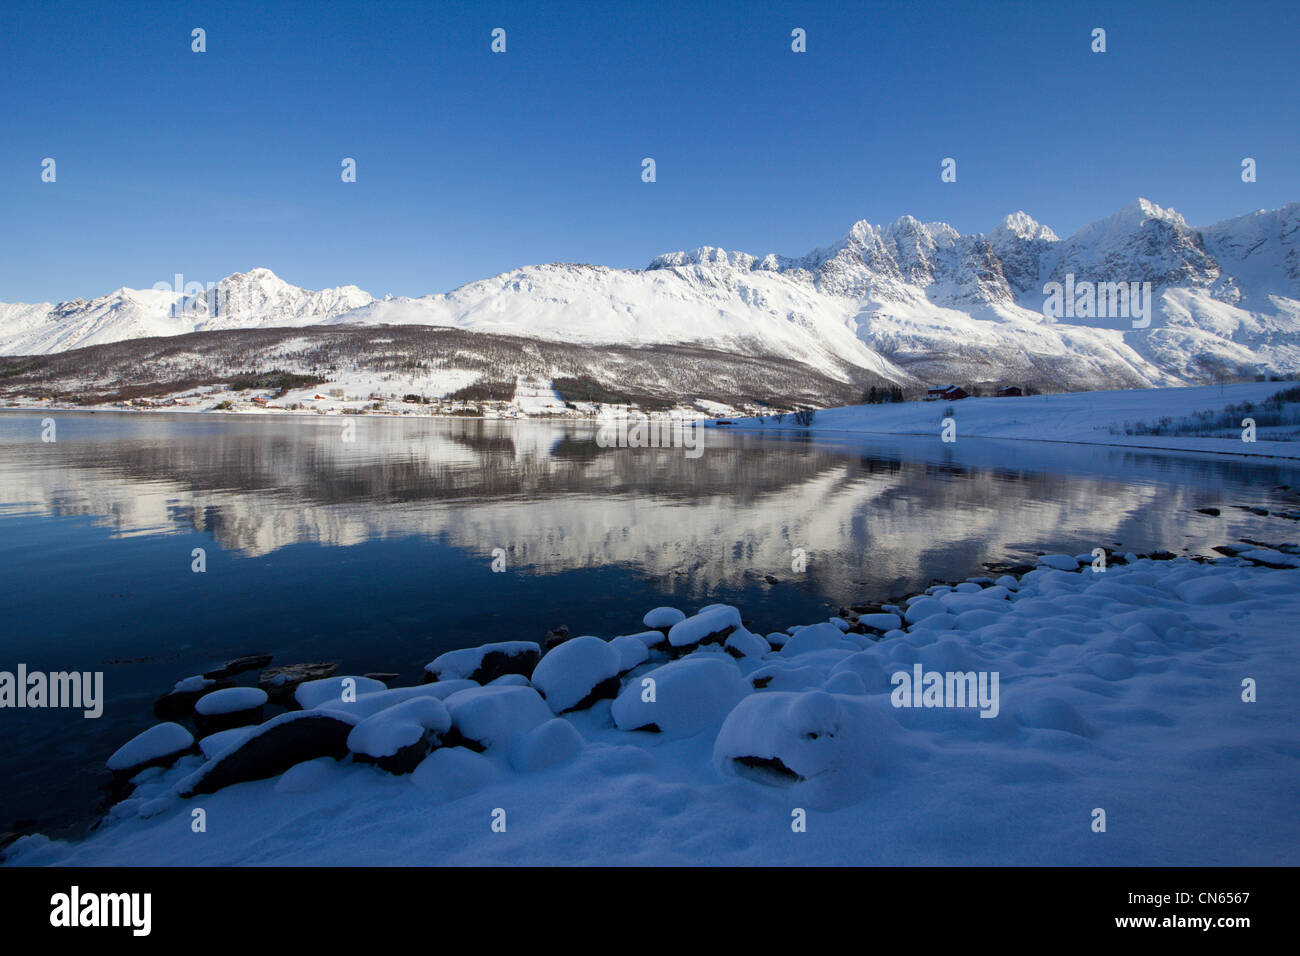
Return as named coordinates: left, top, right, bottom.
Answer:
left=424, top=641, right=541, bottom=683
left=667, top=605, right=741, bottom=650
left=347, top=697, right=452, bottom=773
left=611, top=656, right=750, bottom=736
left=642, top=607, right=686, bottom=630
left=294, top=675, right=387, bottom=710
left=195, top=687, right=267, bottom=715
left=610, top=635, right=651, bottom=672
left=713, top=690, right=901, bottom=808
left=443, top=685, right=553, bottom=751
left=530, top=636, right=622, bottom=714
left=179, top=710, right=360, bottom=796
left=106, top=723, right=195, bottom=773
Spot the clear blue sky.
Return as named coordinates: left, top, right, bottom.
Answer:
left=2, top=0, right=1296, bottom=303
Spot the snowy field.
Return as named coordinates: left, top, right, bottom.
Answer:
left=7, top=552, right=1297, bottom=866
left=722, top=382, right=1300, bottom=460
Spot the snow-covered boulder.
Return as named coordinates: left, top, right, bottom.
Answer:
left=781, top=621, right=856, bottom=656
left=531, top=636, right=622, bottom=713
left=347, top=697, right=452, bottom=774
left=510, top=718, right=586, bottom=772
left=293, top=675, right=387, bottom=710
left=623, top=629, right=667, bottom=649
left=713, top=690, right=901, bottom=808
left=198, top=726, right=255, bottom=761
left=179, top=710, right=360, bottom=796
left=1038, top=554, right=1080, bottom=571
left=193, top=686, right=268, bottom=733
left=610, top=635, right=651, bottom=672
left=643, top=607, right=686, bottom=631
left=153, top=675, right=227, bottom=719
left=611, top=656, right=749, bottom=736
left=443, top=684, right=552, bottom=751
left=424, top=641, right=541, bottom=683
left=311, top=682, right=474, bottom=720
left=667, top=605, right=741, bottom=651
left=724, top=628, right=770, bottom=658
left=106, top=722, right=195, bottom=774
left=857, top=612, right=902, bottom=632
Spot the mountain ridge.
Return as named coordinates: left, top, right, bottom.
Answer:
left=4, top=200, right=1299, bottom=393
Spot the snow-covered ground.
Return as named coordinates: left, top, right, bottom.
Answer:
left=722, top=382, right=1300, bottom=460
left=8, top=553, right=1297, bottom=866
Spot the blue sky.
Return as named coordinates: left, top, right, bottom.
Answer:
left=2, top=0, right=1296, bottom=302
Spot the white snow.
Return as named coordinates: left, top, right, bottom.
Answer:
left=346, top=697, right=452, bottom=758
left=105, top=723, right=194, bottom=772
left=667, top=605, right=742, bottom=648
left=424, top=641, right=540, bottom=681
left=509, top=718, right=586, bottom=773
left=293, top=676, right=387, bottom=710
left=610, top=655, right=750, bottom=737
left=642, top=607, right=686, bottom=629
left=528, top=636, right=622, bottom=714
left=443, top=685, right=552, bottom=750
left=194, top=686, right=268, bottom=716
left=14, top=555, right=1300, bottom=866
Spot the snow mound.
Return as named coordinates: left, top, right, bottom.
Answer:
left=411, top=747, right=501, bottom=802
left=611, top=656, right=750, bottom=736
left=195, top=686, right=267, bottom=715
left=294, top=675, right=387, bottom=710
left=510, top=718, right=586, bottom=772
left=347, top=697, right=452, bottom=759
left=106, top=722, right=194, bottom=772
left=667, top=605, right=741, bottom=648
left=610, top=635, right=651, bottom=672
left=424, top=641, right=541, bottom=683
left=782, top=621, right=856, bottom=656
left=714, top=691, right=902, bottom=809
left=530, top=636, right=622, bottom=713
left=443, top=684, right=553, bottom=750
left=643, top=607, right=686, bottom=630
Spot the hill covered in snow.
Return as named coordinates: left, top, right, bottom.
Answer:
left=3, top=200, right=1298, bottom=397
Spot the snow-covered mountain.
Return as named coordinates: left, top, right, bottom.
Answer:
left=4, top=201, right=1298, bottom=391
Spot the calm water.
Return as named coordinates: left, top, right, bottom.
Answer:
left=1, top=410, right=1298, bottom=839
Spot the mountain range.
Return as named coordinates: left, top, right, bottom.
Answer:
left=3, top=199, right=1298, bottom=397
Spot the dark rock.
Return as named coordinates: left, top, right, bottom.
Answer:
left=543, top=626, right=570, bottom=651
left=363, top=672, right=401, bottom=683
left=352, top=740, right=430, bottom=775
left=764, top=575, right=780, bottom=585
left=180, top=712, right=356, bottom=796
left=204, top=654, right=274, bottom=680
left=258, top=662, right=339, bottom=703
left=1196, top=507, right=1221, bottom=517
left=562, top=675, right=621, bottom=714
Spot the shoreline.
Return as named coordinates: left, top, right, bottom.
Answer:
left=7, top=537, right=1299, bottom=866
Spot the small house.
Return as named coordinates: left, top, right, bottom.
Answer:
left=926, top=385, right=968, bottom=402
left=996, top=385, right=1023, bottom=397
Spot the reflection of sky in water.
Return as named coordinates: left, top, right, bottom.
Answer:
left=0, top=411, right=1297, bottom=836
